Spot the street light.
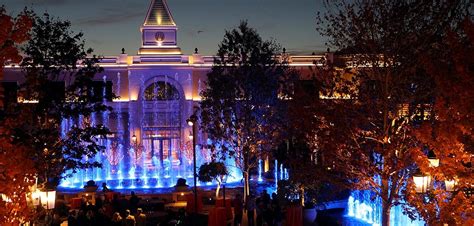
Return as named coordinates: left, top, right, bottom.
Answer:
left=445, top=178, right=457, bottom=192
left=132, top=134, right=137, bottom=144
left=186, top=114, right=198, bottom=215
left=0, top=194, right=11, bottom=203
left=187, top=115, right=197, bottom=126
left=413, top=170, right=430, bottom=193
left=31, top=189, right=41, bottom=206
left=427, top=150, right=439, bottom=168
left=39, top=190, right=56, bottom=210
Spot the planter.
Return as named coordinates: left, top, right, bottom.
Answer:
left=303, top=208, right=317, bottom=225
left=84, top=186, right=98, bottom=192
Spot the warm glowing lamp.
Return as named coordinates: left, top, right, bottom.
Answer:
left=188, top=131, right=193, bottom=140
left=132, top=134, right=137, bottom=144
left=0, top=194, right=11, bottom=203
left=445, top=179, right=457, bottom=192
left=31, top=189, right=41, bottom=206
left=186, top=119, right=194, bottom=126
left=427, top=150, right=439, bottom=167
left=40, top=190, right=56, bottom=209
left=413, top=171, right=430, bottom=193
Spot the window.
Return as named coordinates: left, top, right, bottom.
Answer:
left=144, top=81, right=180, bottom=101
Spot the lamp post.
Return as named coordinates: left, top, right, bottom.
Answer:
left=186, top=114, right=198, bottom=215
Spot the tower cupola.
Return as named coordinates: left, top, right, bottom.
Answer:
left=139, top=0, right=182, bottom=55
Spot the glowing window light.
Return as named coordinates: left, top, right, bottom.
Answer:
left=112, top=98, right=130, bottom=102
left=17, top=97, right=39, bottom=103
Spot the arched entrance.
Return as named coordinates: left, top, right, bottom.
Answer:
left=140, top=77, right=184, bottom=169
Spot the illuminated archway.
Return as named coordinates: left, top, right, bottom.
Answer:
left=144, top=81, right=180, bottom=101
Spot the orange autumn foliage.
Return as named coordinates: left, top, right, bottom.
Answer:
left=0, top=118, right=37, bottom=224
left=406, top=19, right=474, bottom=225
left=0, top=6, right=32, bottom=109
left=0, top=6, right=34, bottom=224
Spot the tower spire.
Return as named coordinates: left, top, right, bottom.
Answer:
left=139, top=0, right=181, bottom=55
left=144, top=0, right=176, bottom=26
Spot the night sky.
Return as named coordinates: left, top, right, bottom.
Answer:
left=2, top=0, right=325, bottom=56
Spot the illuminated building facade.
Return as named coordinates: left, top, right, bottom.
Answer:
left=2, top=0, right=320, bottom=189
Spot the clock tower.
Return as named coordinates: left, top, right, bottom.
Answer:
left=139, top=0, right=182, bottom=55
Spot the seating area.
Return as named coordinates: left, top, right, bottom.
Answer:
left=53, top=186, right=305, bottom=226
left=56, top=188, right=234, bottom=225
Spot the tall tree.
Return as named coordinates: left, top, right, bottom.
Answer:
left=405, top=18, right=473, bottom=225
left=0, top=123, right=36, bottom=224
left=0, top=6, right=32, bottom=115
left=200, top=21, right=295, bottom=200
left=2, top=13, right=114, bottom=191
left=0, top=6, right=35, bottom=224
left=314, top=1, right=470, bottom=225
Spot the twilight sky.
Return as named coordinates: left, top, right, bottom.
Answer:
left=2, top=0, right=326, bottom=56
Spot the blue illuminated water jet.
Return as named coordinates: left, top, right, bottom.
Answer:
left=58, top=73, right=243, bottom=190
left=347, top=190, right=425, bottom=226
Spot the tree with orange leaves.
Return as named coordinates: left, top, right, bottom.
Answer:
left=312, top=1, right=470, bottom=225
left=0, top=6, right=32, bottom=113
left=405, top=18, right=474, bottom=225
left=0, top=117, right=37, bottom=224
left=0, top=6, right=34, bottom=224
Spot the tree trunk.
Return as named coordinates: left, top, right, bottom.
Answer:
left=243, top=171, right=250, bottom=199
left=242, top=145, right=251, bottom=204
left=381, top=175, right=391, bottom=226
left=382, top=201, right=391, bottom=226
left=216, top=182, right=221, bottom=198
left=300, top=186, right=305, bottom=206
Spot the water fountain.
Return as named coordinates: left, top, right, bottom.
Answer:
left=347, top=190, right=425, bottom=226
left=58, top=74, right=242, bottom=190
left=280, top=164, right=284, bottom=180
left=274, top=159, right=278, bottom=189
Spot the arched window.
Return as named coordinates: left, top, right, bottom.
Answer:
left=144, top=81, right=180, bottom=101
